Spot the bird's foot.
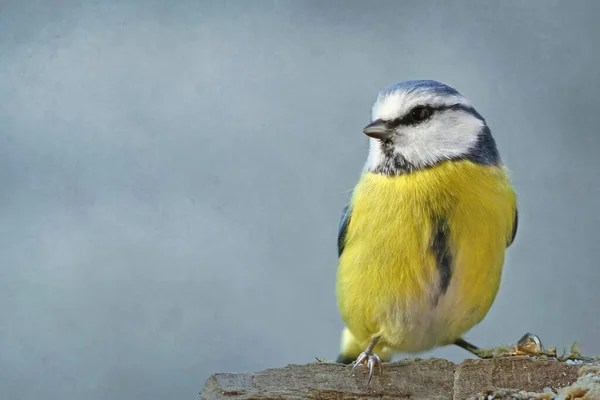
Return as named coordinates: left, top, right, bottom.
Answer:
left=455, top=334, right=546, bottom=359
left=352, top=351, right=383, bottom=385
left=457, top=333, right=598, bottom=362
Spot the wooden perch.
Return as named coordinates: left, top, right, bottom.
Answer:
left=201, top=357, right=600, bottom=400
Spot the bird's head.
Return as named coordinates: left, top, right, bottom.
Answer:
left=363, top=80, right=500, bottom=174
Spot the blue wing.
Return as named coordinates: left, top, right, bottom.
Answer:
left=337, top=202, right=352, bottom=257
left=507, top=207, right=518, bottom=247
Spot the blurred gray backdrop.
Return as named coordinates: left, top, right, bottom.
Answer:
left=1, top=1, right=599, bottom=399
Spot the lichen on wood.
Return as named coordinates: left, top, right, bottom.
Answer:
left=200, top=356, right=600, bottom=400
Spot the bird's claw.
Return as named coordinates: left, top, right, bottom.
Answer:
left=352, top=351, right=383, bottom=385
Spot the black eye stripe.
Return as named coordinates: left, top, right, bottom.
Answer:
left=385, top=105, right=433, bottom=127
left=385, top=118, right=403, bottom=130
left=382, top=103, right=481, bottom=127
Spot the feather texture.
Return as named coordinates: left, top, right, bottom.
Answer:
left=336, top=160, right=517, bottom=358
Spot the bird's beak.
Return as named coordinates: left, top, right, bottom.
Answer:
left=363, top=119, right=393, bottom=140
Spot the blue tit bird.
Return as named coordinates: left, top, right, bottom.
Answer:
left=335, top=80, right=518, bottom=382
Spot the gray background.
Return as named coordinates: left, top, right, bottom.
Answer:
left=1, top=1, right=599, bottom=399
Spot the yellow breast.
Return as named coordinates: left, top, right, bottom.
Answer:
left=336, top=160, right=516, bottom=352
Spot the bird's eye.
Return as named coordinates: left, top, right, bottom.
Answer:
left=409, top=106, right=432, bottom=123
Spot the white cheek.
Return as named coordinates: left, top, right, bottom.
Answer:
left=364, top=138, right=384, bottom=171
left=397, top=114, right=483, bottom=167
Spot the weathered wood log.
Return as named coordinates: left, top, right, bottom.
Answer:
left=201, top=357, right=600, bottom=400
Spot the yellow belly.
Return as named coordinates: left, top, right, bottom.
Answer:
left=336, top=160, right=516, bottom=353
